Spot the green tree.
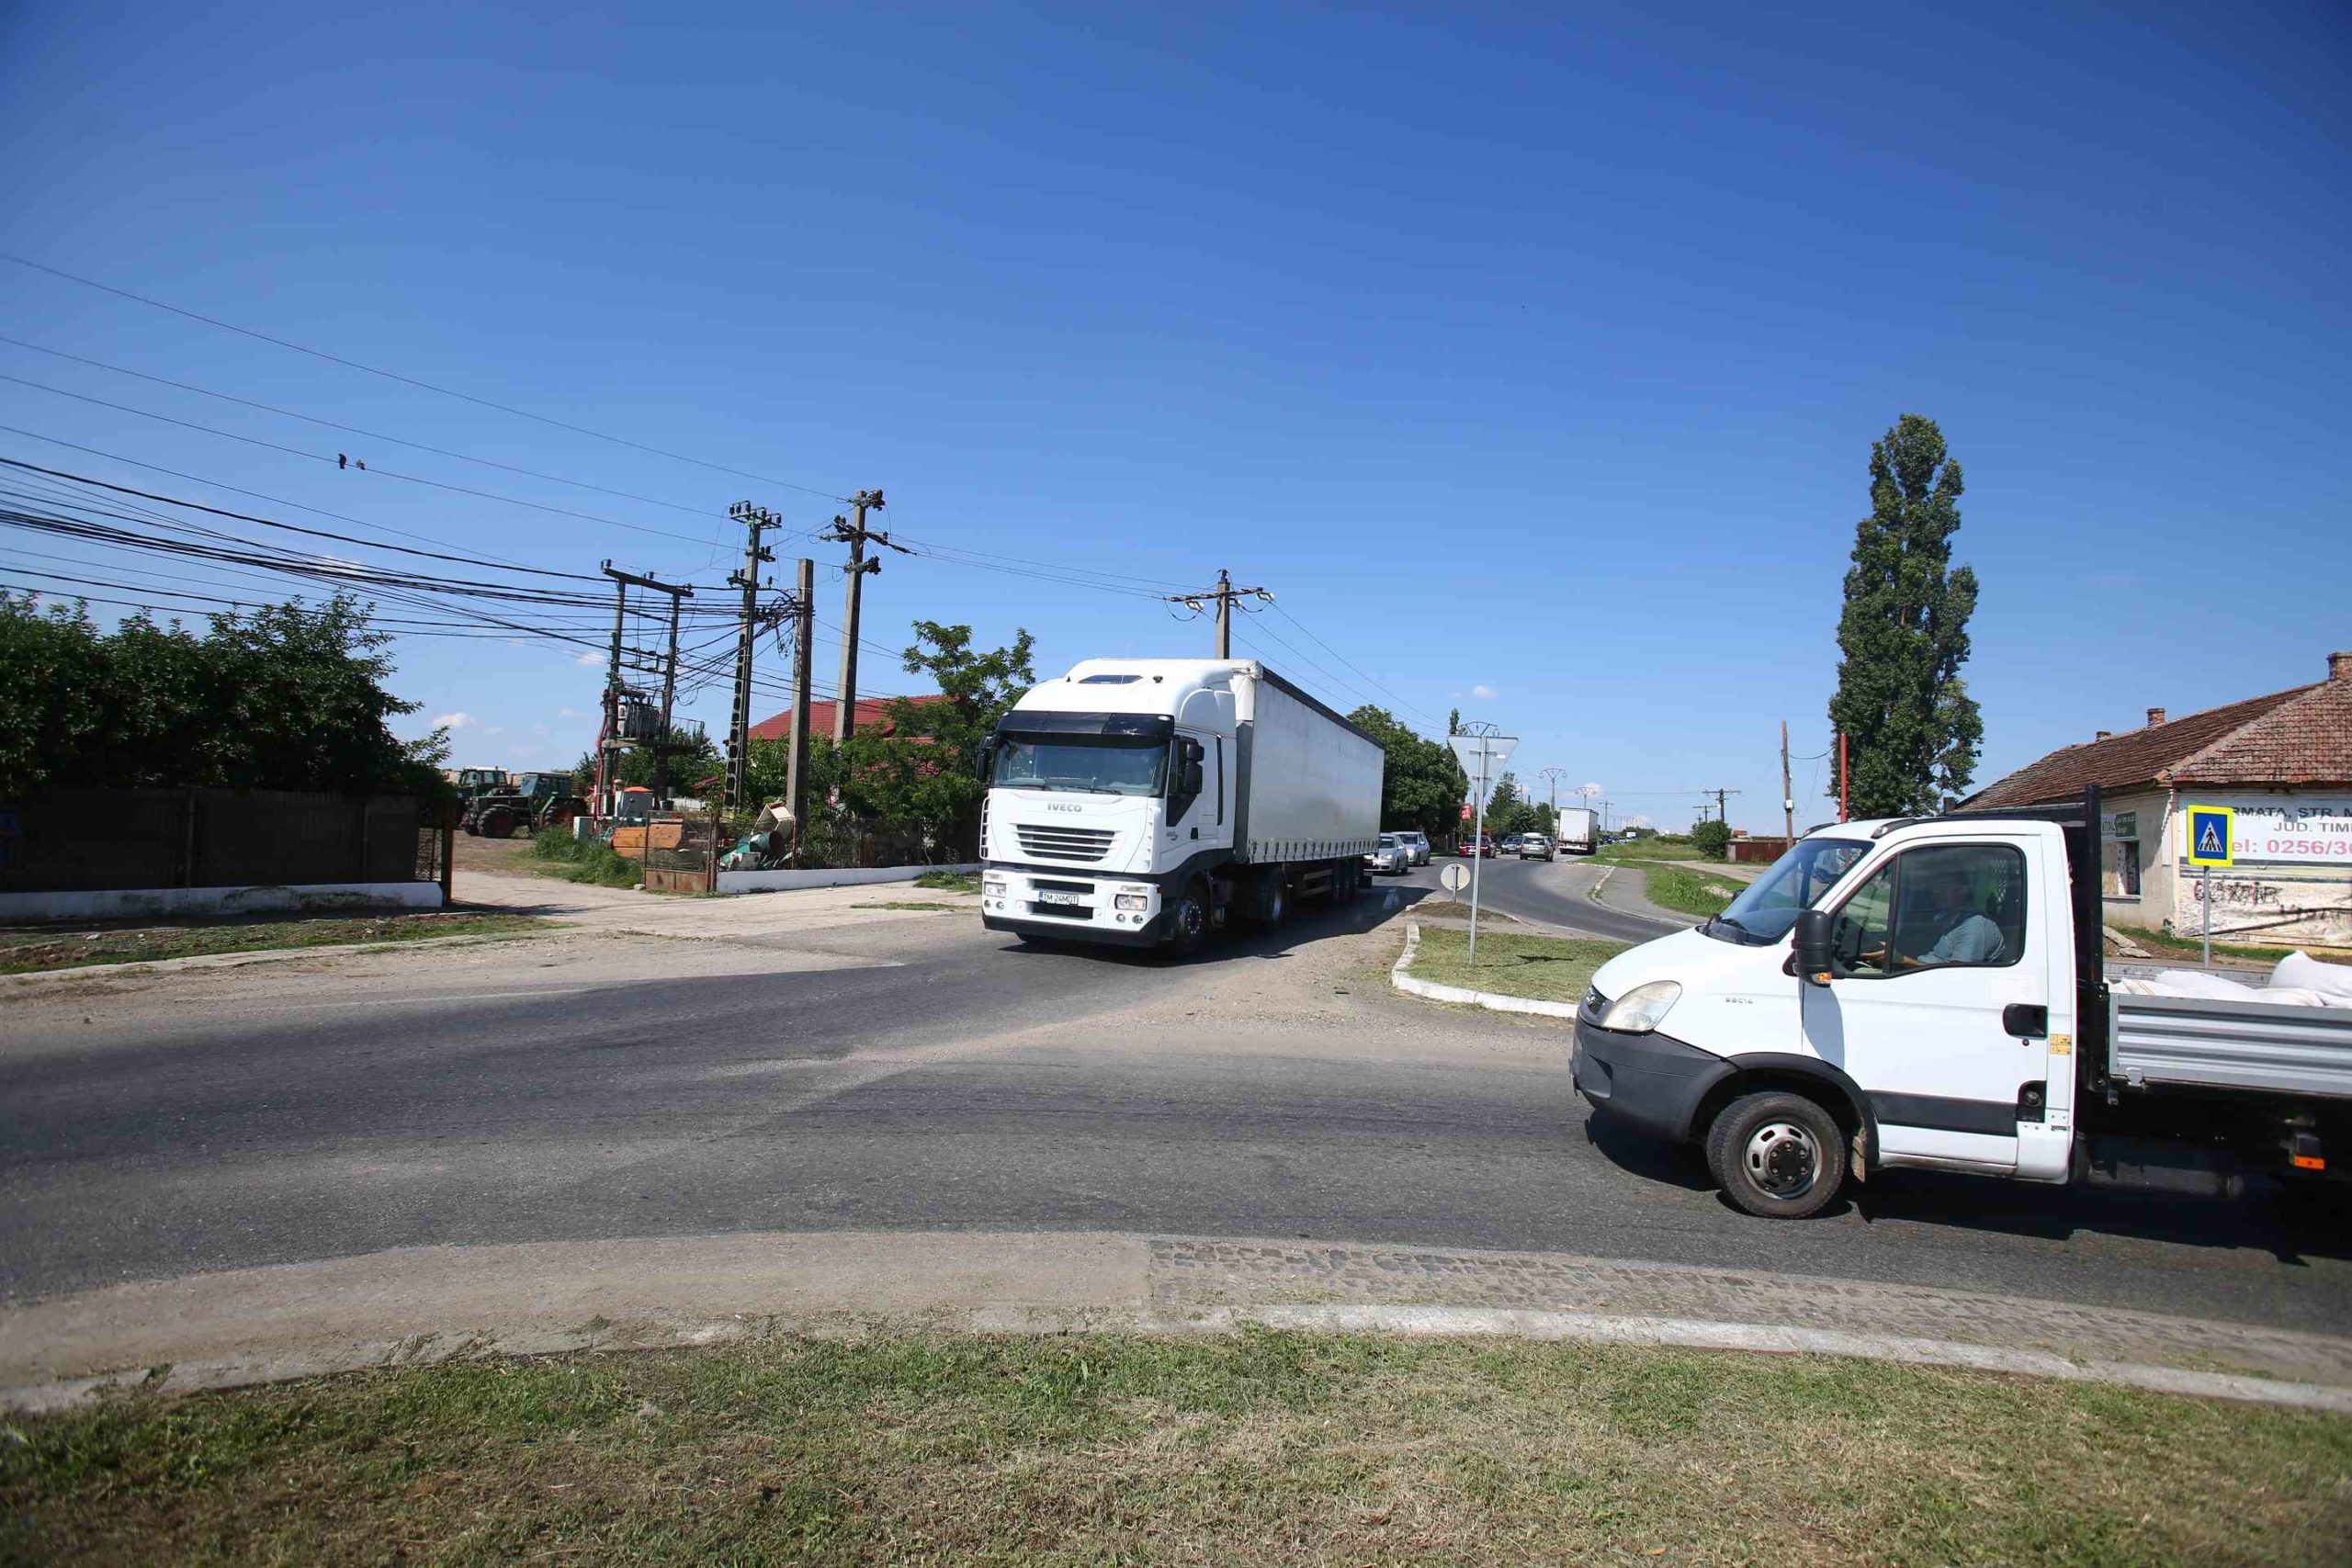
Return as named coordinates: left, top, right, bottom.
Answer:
left=818, top=621, right=1036, bottom=849
left=1690, top=818, right=1733, bottom=861
left=1, top=592, right=446, bottom=796
left=1826, top=413, right=1983, bottom=817
left=1347, top=705, right=1470, bottom=838
left=572, top=725, right=722, bottom=795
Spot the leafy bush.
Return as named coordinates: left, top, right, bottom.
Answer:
left=1690, top=819, right=1733, bottom=861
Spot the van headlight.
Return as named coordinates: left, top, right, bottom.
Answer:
left=1599, top=980, right=1681, bottom=1034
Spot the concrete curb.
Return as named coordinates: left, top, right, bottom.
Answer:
left=3, top=930, right=555, bottom=987
left=10, top=1230, right=2352, bottom=1416
left=1388, top=918, right=1583, bottom=1020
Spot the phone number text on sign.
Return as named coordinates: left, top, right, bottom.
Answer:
left=2214, top=798, right=2352, bottom=863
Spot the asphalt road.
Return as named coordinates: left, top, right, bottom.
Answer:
left=6, top=888, right=2350, bottom=1337
left=1388, top=851, right=1691, bottom=942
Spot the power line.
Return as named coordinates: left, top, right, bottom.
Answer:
left=0, top=335, right=738, bottom=523
left=1, top=252, right=850, bottom=502
left=1266, top=600, right=1443, bottom=728
left=0, top=373, right=723, bottom=546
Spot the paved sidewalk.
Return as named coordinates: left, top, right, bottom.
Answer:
left=8, top=1230, right=2349, bottom=1413
left=458, top=866, right=978, bottom=941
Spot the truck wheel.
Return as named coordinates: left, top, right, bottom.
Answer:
left=1259, top=874, right=1288, bottom=927
left=1705, top=1091, right=1848, bottom=1219
left=1167, top=878, right=1210, bottom=956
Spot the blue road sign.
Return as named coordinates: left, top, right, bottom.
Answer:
left=2187, top=805, right=2234, bottom=867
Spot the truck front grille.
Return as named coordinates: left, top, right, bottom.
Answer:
left=1014, top=825, right=1115, bottom=863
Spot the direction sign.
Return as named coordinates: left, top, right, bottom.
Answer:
left=2187, top=805, right=2234, bottom=868
left=1448, top=734, right=1518, bottom=771
left=1441, top=862, right=1470, bottom=892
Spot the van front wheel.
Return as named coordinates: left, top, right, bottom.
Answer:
left=1705, top=1091, right=1848, bottom=1219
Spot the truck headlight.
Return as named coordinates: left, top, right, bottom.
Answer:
left=983, top=875, right=1007, bottom=897
left=1599, top=980, right=1681, bottom=1034
left=1114, top=893, right=1149, bottom=911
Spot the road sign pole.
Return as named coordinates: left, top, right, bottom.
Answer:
left=1469, top=745, right=1487, bottom=966
left=2202, top=864, right=2212, bottom=970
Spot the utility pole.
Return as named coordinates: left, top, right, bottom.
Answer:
left=1164, top=570, right=1272, bottom=658
left=1781, top=720, right=1795, bottom=843
left=725, top=502, right=781, bottom=811
left=1707, top=786, right=1741, bottom=827
left=597, top=563, right=692, bottom=814
left=820, top=491, right=897, bottom=744
left=786, top=557, right=815, bottom=856
left=1538, top=766, right=1567, bottom=832
left=1838, top=731, right=1849, bottom=823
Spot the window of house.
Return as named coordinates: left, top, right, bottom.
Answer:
left=2102, top=839, right=2142, bottom=897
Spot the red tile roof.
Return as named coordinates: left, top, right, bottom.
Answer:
left=746, top=694, right=947, bottom=742
left=1967, top=655, right=2352, bottom=807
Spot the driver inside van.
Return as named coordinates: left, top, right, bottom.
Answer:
left=1910, top=871, right=2007, bottom=966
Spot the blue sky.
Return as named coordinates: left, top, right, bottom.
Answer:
left=2, top=2, right=2345, bottom=829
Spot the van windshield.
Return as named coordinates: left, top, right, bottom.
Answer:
left=1703, top=838, right=1870, bottom=944
left=992, top=735, right=1167, bottom=796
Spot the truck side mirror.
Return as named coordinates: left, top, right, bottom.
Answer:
left=1793, top=908, right=1836, bottom=986
left=977, top=737, right=999, bottom=782
left=1182, top=737, right=1204, bottom=763
left=1181, top=759, right=1204, bottom=795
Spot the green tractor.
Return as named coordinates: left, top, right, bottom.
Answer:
left=460, top=772, right=588, bottom=839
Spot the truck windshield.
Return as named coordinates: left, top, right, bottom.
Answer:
left=992, top=736, right=1168, bottom=796
left=1703, top=837, right=1870, bottom=944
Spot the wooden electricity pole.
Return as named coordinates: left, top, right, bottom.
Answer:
left=786, top=556, right=815, bottom=853
left=725, top=502, right=780, bottom=810
left=1163, top=569, right=1272, bottom=658
left=1781, top=719, right=1794, bottom=843
left=820, top=490, right=895, bottom=744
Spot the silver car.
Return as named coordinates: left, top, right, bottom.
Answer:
left=1520, top=833, right=1555, bottom=862
left=1396, top=830, right=1431, bottom=866
left=1364, top=833, right=1409, bottom=875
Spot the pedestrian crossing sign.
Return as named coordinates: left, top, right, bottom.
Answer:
left=2186, top=805, right=2234, bottom=867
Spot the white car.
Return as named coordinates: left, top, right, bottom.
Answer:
left=1364, top=833, right=1410, bottom=875
left=1521, top=834, right=1555, bottom=862
left=1396, top=830, right=1431, bottom=866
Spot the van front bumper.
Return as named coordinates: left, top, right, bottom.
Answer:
left=1572, top=1020, right=1733, bottom=1142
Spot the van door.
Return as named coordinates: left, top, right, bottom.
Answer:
left=1799, top=839, right=2044, bottom=1171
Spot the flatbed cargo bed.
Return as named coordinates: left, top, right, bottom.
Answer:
left=2109, top=992, right=2352, bottom=1100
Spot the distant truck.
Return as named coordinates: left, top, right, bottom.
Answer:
left=978, top=658, right=1383, bottom=953
left=1554, top=806, right=1599, bottom=854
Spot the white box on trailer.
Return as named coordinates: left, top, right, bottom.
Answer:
left=1234, top=667, right=1383, bottom=863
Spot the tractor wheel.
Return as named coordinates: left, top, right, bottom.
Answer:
left=481, top=807, right=516, bottom=840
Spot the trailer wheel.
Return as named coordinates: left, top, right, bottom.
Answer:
left=1167, top=878, right=1210, bottom=956
left=1705, top=1091, right=1848, bottom=1219
left=1258, top=874, right=1288, bottom=928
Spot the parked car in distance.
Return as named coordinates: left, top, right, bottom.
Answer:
left=1462, top=832, right=1496, bottom=857
left=1395, top=829, right=1431, bottom=865
left=1520, top=833, right=1555, bottom=861
left=1499, top=834, right=1524, bottom=856
left=1364, top=833, right=1410, bottom=875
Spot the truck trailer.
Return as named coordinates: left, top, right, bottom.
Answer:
left=978, top=658, right=1383, bottom=953
left=1554, top=806, right=1599, bottom=855
left=1572, top=788, right=2350, bottom=1217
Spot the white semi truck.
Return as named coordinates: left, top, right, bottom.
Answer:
left=978, top=658, right=1383, bottom=953
left=1554, top=806, right=1599, bottom=855
left=1574, top=789, right=2351, bottom=1217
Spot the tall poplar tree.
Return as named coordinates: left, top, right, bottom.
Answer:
left=1826, top=414, right=1983, bottom=817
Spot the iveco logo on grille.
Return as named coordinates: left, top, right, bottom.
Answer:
left=1046, top=804, right=1083, bottom=813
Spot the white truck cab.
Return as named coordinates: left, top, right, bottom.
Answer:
left=1575, top=795, right=2351, bottom=1217
left=978, top=658, right=1381, bottom=953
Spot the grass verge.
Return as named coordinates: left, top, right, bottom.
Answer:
left=526, top=829, right=645, bottom=888
left=0, top=912, right=555, bottom=976
left=1407, top=923, right=1627, bottom=1003
left=913, top=869, right=980, bottom=894
left=1636, top=863, right=1747, bottom=919
left=6, top=1331, right=2346, bottom=1565
left=2107, top=924, right=2346, bottom=968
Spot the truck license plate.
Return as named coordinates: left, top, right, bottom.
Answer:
left=1036, top=890, right=1086, bottom=907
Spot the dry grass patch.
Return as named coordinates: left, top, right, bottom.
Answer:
left=0, top=912, right=554, bottom=975
left=6, top=1330, right=2347, bottom=1564
left=1406, top=924, right=1628, bottom=1004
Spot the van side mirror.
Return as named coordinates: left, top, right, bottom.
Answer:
left=1793, top=908, right=1836, bottom=986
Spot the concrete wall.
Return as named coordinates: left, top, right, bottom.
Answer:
left=716, top=863, right=978, bottom=895
left=0, top=882, right=446, bottom=924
